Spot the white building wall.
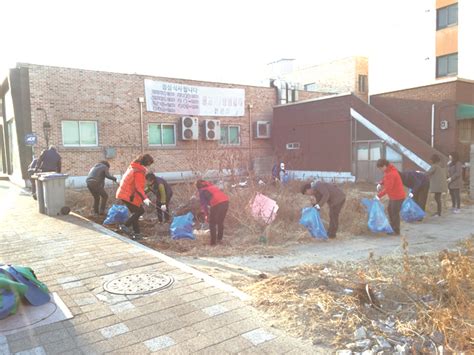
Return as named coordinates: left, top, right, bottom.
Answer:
left=458, top=0, right=474, bottom=80
left=281, top=57, right=356, bottom=93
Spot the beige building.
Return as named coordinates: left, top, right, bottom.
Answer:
left=268, top=57, right=369, bottom=102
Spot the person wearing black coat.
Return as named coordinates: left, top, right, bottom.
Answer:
left=398, top=171, right=430, bottom=211
left=36, top=146, right=61, bottom=173
left=301, top=181, right=346, bottom=238
left=86, top=161, right=117, bottom=215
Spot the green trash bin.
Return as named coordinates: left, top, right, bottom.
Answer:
left=38, top=173, right=69, bottom=216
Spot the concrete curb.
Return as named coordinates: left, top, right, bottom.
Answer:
left=70, top=212, right=251, bottom=301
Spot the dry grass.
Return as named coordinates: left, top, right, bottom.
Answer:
left=245, top=238, right=474, bottom=352
left=66, top=177, right=472, bottom=258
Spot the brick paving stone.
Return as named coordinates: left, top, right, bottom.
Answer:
left=60, top=281, right=83, bottom=290
left=123, top=314, right=157, bottom=331
left=108, top=342, right=149, bottom=354
left=227, top=318, right=262, bottom=335
left=73, top=331, right=104, bottom=347
left=42, top=338, right=78, bottom=355
left=73, top=296, right=97, bottom=306
left=57, top=276, right=79, bottom=284
left=7, top=337, right=40, bottom=354
left=13, top=346, right=46, bottom=355
left=176, top=334, right=216, bottom=353
left=201, top=304, right=229, bottom=317
left=201, top=335, right=253, bottom=354
left=144, top=335, right=176, bottom=352
left=165, top=327, right=199, bottom=344
left=0, top=183, right=320, bottom=354
left=99, top=323, right=130, bottom=339
left=109, top=301, right=135, bottom=314
left=37, top=329, right=71, bottom=345
left=241, top=328, right=276, bottom=346
left=178, top=310, right=210, bottom=326
left=0, top=341, right=10, bottom=355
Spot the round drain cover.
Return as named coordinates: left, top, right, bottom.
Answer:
left=103, top=273, right=174, bottom=295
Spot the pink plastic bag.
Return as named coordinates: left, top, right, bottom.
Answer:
left=250, top=193, right=279, bottom=224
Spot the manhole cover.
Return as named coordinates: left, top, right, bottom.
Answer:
left=103, top=273, right=174, bottom=295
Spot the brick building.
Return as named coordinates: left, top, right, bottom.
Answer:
left=0, top=63, right=320, bottom=187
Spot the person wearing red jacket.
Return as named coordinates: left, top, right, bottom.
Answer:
left=116, top=154, right=154, bottom=239
left=196, top=180, right=229, bottom=246
left=376, top=159, right=406, bottom=236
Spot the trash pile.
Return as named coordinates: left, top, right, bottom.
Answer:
left=246, top=239, right=474, bottom=353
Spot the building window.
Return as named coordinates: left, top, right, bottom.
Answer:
left=304, top=83, right=317, bottom=92
left=458, top=119, right=474, bottom=143
left=437, top=3, right=458, bottom=30
left=436, top=53, right=458, bottom=77
left=148, top=123, right=176, bottom=146
left=358, top=75, right=367, bottom=93
left=286, top=142, right=300, bottom=150
left=62, top=121, right=98, bottom=147
left=220, top=125, right=240, bottom=145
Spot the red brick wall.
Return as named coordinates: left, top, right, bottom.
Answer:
left=26, top=64, right=321, bottom=176
left=273, top=95, right=352, bottom=172
left=370, top=82, right=458, bottom=156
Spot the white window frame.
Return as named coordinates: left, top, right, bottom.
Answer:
left=220, top=125, right=241, bottom=146
left=61, top=120, right=98, bottom=147
left=148, top=123, right=177, bottom=146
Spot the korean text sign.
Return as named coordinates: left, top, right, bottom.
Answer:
left=144, top=79, right=245, bottom=117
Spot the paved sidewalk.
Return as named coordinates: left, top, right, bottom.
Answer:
left=0, top=181, right=321, bottom=354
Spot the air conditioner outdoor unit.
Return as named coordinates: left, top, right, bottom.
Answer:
left=255, top=121, right=271, bottom=139
left=181, top=116, right=199, bottom=140
left=204, top=119, right=221, bottom=140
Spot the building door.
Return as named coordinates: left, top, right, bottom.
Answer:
left=354, top=141, right=383, bottom=183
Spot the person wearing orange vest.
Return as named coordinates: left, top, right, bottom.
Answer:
left=196, top=180, right=229, bottom=246
left=116, top=154, right=154, bottom=239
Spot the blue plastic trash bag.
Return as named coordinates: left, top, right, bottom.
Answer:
left=103, top=205, right=129, bottom=225
left=361, top=198, right=394, bottom=234
left=170, top=212, right=195, bottom=240
left=299, top=207, right=328, bottom=240
left=400, top=198, right=425, bottom=222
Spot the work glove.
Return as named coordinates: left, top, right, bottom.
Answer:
left=376, top=184, right=382, bottom=192
left=160, top=205, right=167, bottom=212
left=408, top=193, right=414, bottom=199
left=114, top=177, right=120, bottom=184
left=374, top=195, right=380, bottom=201
left=313, top=204, right=321, bottom=210
left=447, top=178, right=452, bottom=183
left=143, top=198, right=151, bottom=207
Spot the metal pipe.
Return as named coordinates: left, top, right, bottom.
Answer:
left=248, top=103, right=253, bottom=172
left=138, top=98, right=144, bottom=153
left=431, top=104, right=435, bottom=147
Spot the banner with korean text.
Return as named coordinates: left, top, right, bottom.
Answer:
left=144, top=79, right=245, bottom=117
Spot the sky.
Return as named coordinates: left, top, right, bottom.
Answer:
left=0, top=0, right=425, bottom=86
